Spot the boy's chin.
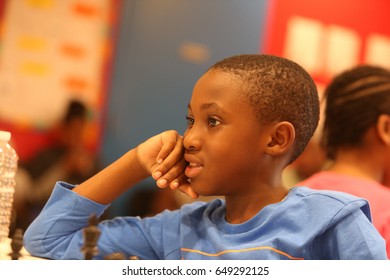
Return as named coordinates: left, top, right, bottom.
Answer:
left=190, top=181, right=221, bottom=197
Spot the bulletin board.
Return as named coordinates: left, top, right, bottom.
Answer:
left=0, top=0, right=121, bottom=161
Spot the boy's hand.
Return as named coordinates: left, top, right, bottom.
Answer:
left=136, top=130, right=198, bottom=199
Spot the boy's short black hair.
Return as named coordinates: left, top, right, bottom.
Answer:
left=322, top=65, right=390, bottom=159
left=209, top=54, right=319, bottom=164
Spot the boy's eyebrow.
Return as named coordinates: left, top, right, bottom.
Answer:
left=187, top=102, right=224, bottom=112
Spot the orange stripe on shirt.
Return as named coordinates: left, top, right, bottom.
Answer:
left=181, top=246, right=304, bottom=260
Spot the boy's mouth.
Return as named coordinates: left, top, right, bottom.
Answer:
left=185, top=162, right=203, bottom=178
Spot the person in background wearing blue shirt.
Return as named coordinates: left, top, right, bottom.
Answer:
left=23, top=54, right=387, bottom=260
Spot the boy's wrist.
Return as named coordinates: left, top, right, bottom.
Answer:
left=134, top=146, right=152, bottom=178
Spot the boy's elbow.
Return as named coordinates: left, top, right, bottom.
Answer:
left=23, top=224, right=46, bottom=257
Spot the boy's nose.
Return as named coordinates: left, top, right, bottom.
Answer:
left=183, top=128, right=201, bottom=151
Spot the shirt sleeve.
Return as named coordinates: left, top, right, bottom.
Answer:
left=23, top=181, right=173, bottom=260
left=312, top=207, right=388, bottom=259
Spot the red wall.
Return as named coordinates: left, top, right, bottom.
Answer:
left=263, top=0, right=390, bottom=85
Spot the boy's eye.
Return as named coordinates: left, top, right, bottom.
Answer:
left=186, top=116, right=194, bottom=126
left=208, top=116, right=221, bottom=127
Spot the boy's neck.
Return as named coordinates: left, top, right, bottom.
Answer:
left=224, top=186, right=289, bottom=224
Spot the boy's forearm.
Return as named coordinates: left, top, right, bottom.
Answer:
left=73, top=148, right=148, bottom=204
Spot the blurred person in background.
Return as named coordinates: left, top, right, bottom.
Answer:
left=300, top=65, right=390, bottom=257
left=15, top=100, right=101, bottom=230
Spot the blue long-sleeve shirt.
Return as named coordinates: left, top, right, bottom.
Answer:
left=24, top=182, right=387, bottom=260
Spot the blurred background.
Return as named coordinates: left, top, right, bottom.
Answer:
left=0, top=0, right=389, bottom=225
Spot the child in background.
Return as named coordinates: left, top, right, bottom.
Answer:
left=300, top=65, right=390, bottom=258
left=23, top=55, right=387, bottom=260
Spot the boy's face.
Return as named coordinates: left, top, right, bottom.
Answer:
left=183, top=69, right=273, bottom=196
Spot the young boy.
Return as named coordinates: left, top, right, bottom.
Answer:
left=23, top=54, right=387, bottom=260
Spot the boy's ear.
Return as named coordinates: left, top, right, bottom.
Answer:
left=376, top=114, right=390, bottom=145
left=265, top=122, right=295, bottom=156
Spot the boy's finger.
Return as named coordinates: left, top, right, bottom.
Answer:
left=169, top=172, right=189, bottom=190
left=156, top=131, right=182, bottom=164
left=178, top=182, right=199, bottom=199
left=153, top=146, right=187, bottom=177
left=155, top=159, right=187, bottom=186
left=157, top=137, right=184, bottom=171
